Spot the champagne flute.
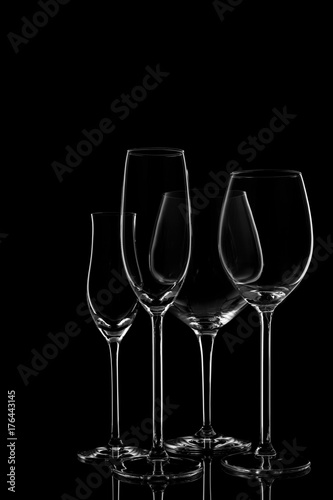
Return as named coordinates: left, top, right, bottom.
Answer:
left=116, top=148, right=202, bottom=483
left=77, top=213, right=148, bottom=463
left=163, top=191, right=251, bottom=455
left=219, top=170, right=313, bottom=477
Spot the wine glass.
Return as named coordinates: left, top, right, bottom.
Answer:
left=116, top=147, right=202, bottom=483
left=163, top=191, right=251, bottom=455
left=77, top=212, right=148, bottom=463
left=218, top=170, right=313, bottom=477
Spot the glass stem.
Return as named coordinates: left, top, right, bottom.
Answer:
left=111, top=476, right=120, bottom=500
left=260, top=479, right=272, bottom=500
left=150, top=484, right=167, bottom=500
left=148, top=313, right=168, bottom=462
left=202, top=457, right=212, bottom=500
left=255, top=310, right=276, bottom=456
left=195, top=332, right=217, bottom=438
left=107, top=339, right=123, bottom=447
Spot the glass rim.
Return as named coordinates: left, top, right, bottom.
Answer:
left=127, top=147, right=184, bottom=157
left=91, top=211, right=136, bottom=216
left=163, top=189, right=226, bottom=198
left=231, top=169, right=302, bottom=178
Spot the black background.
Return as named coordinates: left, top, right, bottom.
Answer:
left=2, top=1, right=331, bottom=499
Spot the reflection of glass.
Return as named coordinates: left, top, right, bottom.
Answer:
left=114, top=461, right=201, bottom=500
left=117, top=148, right=202, bottom=483
left=77, top=213, right=147, bottom=463
left=111, top=474, right=120, bottom=500
left=115, top=456, right=211, bottom=500
left=109, top=452, right=310, bottom=500
left=163, top=192, right=250, bottom=455
left=219, top=170, right=313, bottom=477
left=230, top=468, right=311, bottom=500
left=202, top=457, right=213, bottom=500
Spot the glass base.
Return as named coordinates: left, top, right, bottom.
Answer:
left=77, top=445, right=148, bottom=465
left=221, top=450, right=311, bottom=478
left=165, top=434, right=251, bottom=456
left=113, top=456, right=203, bottom=484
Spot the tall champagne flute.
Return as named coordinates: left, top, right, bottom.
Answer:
left=163, top=191, right=251, bottom=455
left=117, top=148, right=202, bottom=483
left=77, top=213, right=147, bottom=463
left=219, top=170, right=313, bottom=477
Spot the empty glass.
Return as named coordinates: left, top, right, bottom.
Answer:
left=77, top=213, right=147, bottom=463
left=219, top=170, right=313, bottom=477
left=164, top=191, right=251, bottom=455
left=116, top=148, right=202, bottom=483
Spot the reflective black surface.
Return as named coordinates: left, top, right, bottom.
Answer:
left=2, top=0, right=327, bottom=498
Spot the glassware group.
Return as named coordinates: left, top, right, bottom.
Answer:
left=78, top=148, right=313, bottom=483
